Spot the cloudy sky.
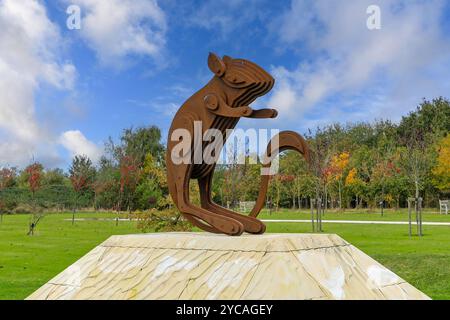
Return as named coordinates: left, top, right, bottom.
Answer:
left=1, top=0, right=449, bottom=169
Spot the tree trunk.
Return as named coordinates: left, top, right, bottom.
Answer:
left=338, top=180, right=342, bottom=210
left=116, top=192, right=122, bottom=227
left=415, top=179, right=419, bottom=199
left=28, top=191, right=36, bottom=236
left=72, top=194, right=78, bottom=225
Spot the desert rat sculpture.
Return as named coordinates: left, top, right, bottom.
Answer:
left=166, top=53, right=310, bottom=236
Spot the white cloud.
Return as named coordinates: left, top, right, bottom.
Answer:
left=60, top=130, right=102, bottom=162
left=70, top=0, right=167, bottom=66
left=0, top=0, right=76, bottom=167
left=267, top=0, right=450, bottom=127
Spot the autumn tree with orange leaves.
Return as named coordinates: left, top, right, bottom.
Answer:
left=326, top=152, right=350, bottom=210
left=432, top=134, right=450, bottom=194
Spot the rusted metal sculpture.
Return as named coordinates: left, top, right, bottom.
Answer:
left=166, top=53, right=310, bottom=236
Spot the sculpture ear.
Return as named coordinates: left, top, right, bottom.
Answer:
left=223, top=55, right=232, bottom=64
left=208, top=52, right=226, bottom=77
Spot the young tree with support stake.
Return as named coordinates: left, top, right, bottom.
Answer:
left=399, top=126, right=433, bottom=237
left=307, top=128, right=333, bottom=232
left=25, top=162, right=43, bottom=236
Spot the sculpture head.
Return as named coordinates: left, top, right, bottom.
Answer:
left=208, top=53, right=275, bottom=108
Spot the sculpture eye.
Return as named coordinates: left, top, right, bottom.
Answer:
left=225, top=73, right=245, bottom=84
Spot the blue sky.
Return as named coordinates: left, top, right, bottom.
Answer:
left=1, top=0, right=450, bottom=169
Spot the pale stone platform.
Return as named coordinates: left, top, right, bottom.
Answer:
left=27, top=233, right=430, bottom=300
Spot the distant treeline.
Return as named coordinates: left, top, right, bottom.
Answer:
left=0, top=98, right=449, bottom=214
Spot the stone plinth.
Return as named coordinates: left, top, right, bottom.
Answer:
left=27, top=233, right=429, bottom=300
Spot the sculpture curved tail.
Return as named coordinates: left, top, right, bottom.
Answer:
left=249, top=131, right=310, bottom=218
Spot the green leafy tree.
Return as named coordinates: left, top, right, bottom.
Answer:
left=43, top=168, right=67, bottom=186
left=94, top=157, right=120, bottom=210
left=398, top=97, right=450, bottom=143
left=135, top=153, right=168, bottom=210
left=106, top=126, right=165, bottom=166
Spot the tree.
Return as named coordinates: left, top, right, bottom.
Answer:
left=326, top=152, right=350, bottom=210
left=399, top=120, right=435, bottom=202
left=106, top=126, right=165, bottom=166
left=220, top=142, right=246, bottom=209
left=69, top=155, right=96, bottom=224
left=43, top=168, right=66, bottom=186
left=0, top=167, right=16, bottom=190
left=239, top=160, right=262, bottom=203
left=117, top=155, right=141, bottom=224
left=398, top=97, right=450, bottom=143
left=94, top=156, right=120, bottom=210
left=432, top=134, right=450, bottom=194
left=135, top=153, right=169, bottom=210
left=280, top=151, right=312, bottom=209
left=25, top=162, right=44, bottom=235
left=371, top=133, right=398, bottom=213
left=307, top=128, right=334, bottom=231
left=345, top=167, right=366, bottom=208
left=0, top=167, right=16, bottom=222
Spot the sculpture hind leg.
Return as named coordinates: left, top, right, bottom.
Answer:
left=166, top=114, right=244, bottom=236
left=169, top=162, right=244, bottom=236
left=198, top=172, right=266, bottom=234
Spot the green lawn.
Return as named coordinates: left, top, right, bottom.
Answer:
left=0, top=211, right=449, bottom=300
left=258, top=208, right=450, bottom=222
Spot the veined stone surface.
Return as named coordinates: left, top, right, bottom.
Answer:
left=27, top=233, right=430, bottom=300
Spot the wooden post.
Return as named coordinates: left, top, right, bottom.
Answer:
left=316, top=198, right=319, bottom=232
left=319, top=198, right=323, bottom=232
left=418, top=197, right=423, bottom=237
left=408, top=197, right=423, bottom=238
left=380, top=200, right=384, bottom=216
left=320, top=199, right=324, bottom=232
left=415, top=197, right=419, bottom=237
left=408, top=198, right=412, bottom=237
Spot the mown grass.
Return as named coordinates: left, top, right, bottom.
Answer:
left=0, top=212, right=136, bottom=300
left=258, top=208, right=450, bottom=222
left=0, top=211, right=449, bottom=300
